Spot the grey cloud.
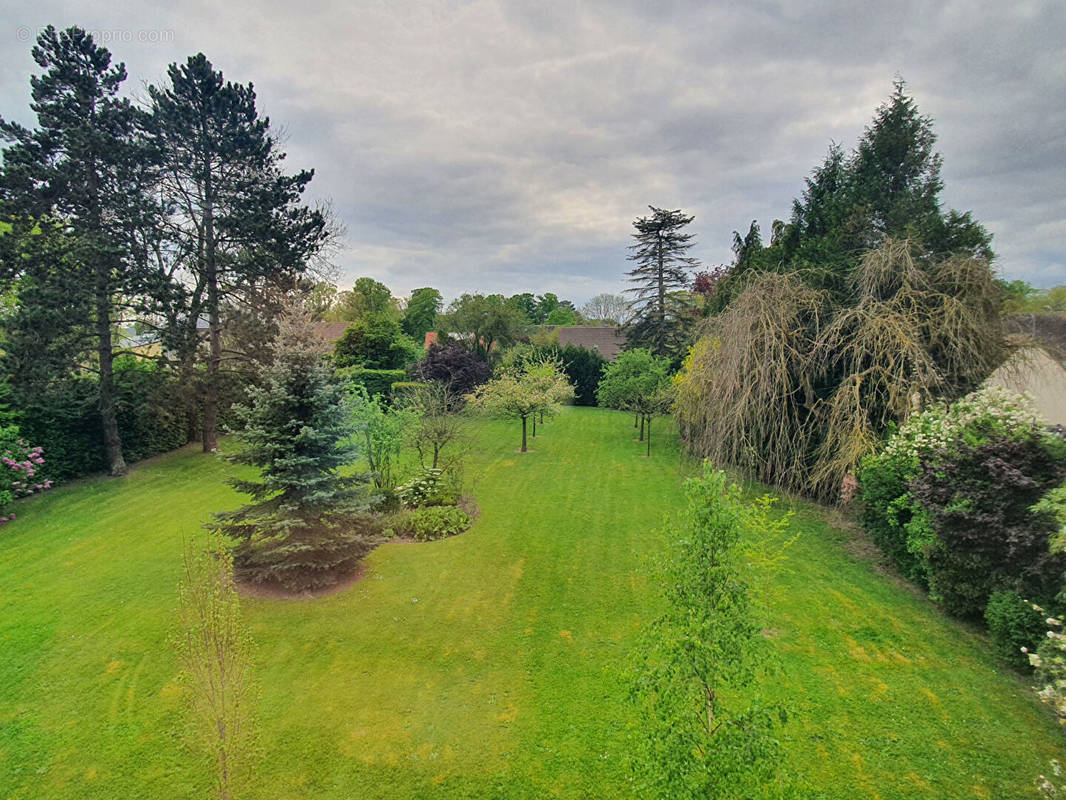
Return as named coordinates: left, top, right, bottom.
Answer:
left=2, top=0, right=1065, bottom=304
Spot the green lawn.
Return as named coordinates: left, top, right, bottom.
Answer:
left=1, top=407, right=1062, bottom=798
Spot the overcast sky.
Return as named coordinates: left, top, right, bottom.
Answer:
left=3, top=0, right=1064, bottom=303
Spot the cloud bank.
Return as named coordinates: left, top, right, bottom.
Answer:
left=3, top=0, right=1064, bottom=301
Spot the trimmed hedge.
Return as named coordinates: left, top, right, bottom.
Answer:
left=334, top=366, right=407, bottom=398
left=15, top=358, right=188, bottom=481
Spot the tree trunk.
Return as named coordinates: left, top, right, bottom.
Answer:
left=202, top=179, right=220, bottom=453
left=521, top=415, right=528, bottom=452
left=639, top=415, right=645, bottom=441
left=657, top=233, right=666, bottom=345
left=532, top=414, right=537, bottom=438
left=181, top=358, right=200, bottom=444
left=86, top=144, right=125, bottom=476
left=634, top=412, right=638, bottom=428
left=432, top=442, right=440, bottom=469
left=96, top=288, right=127, bottom=476
left=646, top=416, right=652, bottom=457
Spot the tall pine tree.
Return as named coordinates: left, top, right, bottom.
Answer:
left=149, top=54, right=328, bottom=452
left=624, top=206, right=699, bottom=361
left=718, top=80, right=994, bottom=304
left=0, top=26, right=159, bottom=475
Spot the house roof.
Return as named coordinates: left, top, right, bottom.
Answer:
left=1006, top=313, right=1066, bottom=366
left=311, top=321, right=350, bottom=344
left=987, top=344, right=1066, bottom=427
left=553, top=326, right=627, bottom=361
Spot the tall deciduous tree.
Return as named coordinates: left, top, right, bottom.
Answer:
left=581, top=293, right=632, bottom=326
left=402, top=286, right=442, bottom=341
left=331, top=277, right=398, bottom=322
left=0, top=26, right=158, bottom=476
left=149, top=53, right=327, bottom=452
left=443, top=293, right=527, bottom=359
left=333, top=312, right=420, bottom=370
left=624, top=206, right=699, bottom=360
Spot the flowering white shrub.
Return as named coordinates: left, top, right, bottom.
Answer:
left=881, top=385, right=1045, bottom=462
left=1024, top=602, right=1066, bottom=723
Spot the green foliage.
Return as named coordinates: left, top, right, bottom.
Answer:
left=400, top=381, right=468, bottom=471
left=213, top=320, right=378, bottom=591
left=469, top=359, right=574, bottom=451
left=860, top=387, right=1066, bottom=620
left=857, top=446, right=924, bottom=580
left=475, top=356, right=575, bottom=452
left=389, top=381, right=424, bottom=398
left=624, top=206, right=699, bottom=361
left=12, top=359, right=187, bottom=481
left=331, top=278, right=399, bottom=321
left=1, top=26, right=160, bottom=476
left=596, top=348, right=672, bottom=413
left=334, top=367, right=408, bottom=399
left=402, top=287, right=442, bottom=341
left=1004, top=284, right=1066, bottom=314
left=348, top=386, right=418, bottom=490
left=626, top=465, right=792, bottom=799
left=985, top=590, right=1046, bottom=670
left=149, top=51, right=327, bottom=453
left=442, top=293, right=528, bottom=359
left=501, top=342, right=607, bottom=406
left=545, top=306, right=581, bottom=326
left=1033, top=483, right=1066, bottom=556
left=333, top=313, right=421, bottom=370
left=717, top=81, right=994, bottom=304
left=173, top=534, right=257, bottom=800
left=397, top=468, right=444, bottom=507
left=390, top=505, right=472, bottom=542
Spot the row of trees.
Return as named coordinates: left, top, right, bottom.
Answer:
left=321, top=280, right=631, bottom=359
left=669, top=81, right=1009, bottom=501
left=0, top=27, right=330, bottom=476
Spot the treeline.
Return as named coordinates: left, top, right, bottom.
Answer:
left=672, top=81, right=1010, bottom=501
left=654, top=81, right=1066, bottom=681
left=0, top=27, right=330, bottom=479
left=0, top=27, right=627, bottom=485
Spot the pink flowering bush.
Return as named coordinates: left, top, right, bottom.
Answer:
left=0, top=426, right=52, bottom=524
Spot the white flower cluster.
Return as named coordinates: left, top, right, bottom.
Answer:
left=1025, top=601, right=1066, bottom=726
left=1039, top=760, right=1065, bottom=798
left=881, top=385, right=1045, bottom=461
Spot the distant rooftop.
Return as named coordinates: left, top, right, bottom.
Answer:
left=553, top=326, right=626, bottom=361
left=311, top=321, right=350, bottom=344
